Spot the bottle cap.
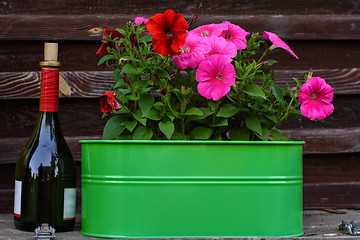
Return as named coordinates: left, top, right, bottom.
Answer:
left=44, top=43, right=58, bottom=61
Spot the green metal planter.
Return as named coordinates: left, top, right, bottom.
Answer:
left=80, top=140, right=304, bottom=238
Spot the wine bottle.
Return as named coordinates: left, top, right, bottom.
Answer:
left=14, top=43, right=76, bottom=232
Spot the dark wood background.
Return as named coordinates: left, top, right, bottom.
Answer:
left=0, top=0, right=359, bottom=213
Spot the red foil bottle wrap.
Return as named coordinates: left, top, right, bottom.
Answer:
left=39, top=68, right=59, bottom=112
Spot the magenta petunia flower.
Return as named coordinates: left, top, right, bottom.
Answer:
left=196, top=54, right=236, bottom=101
left=298, top=77, right=334, bottom=120
left=172, top=35, right=211, bottom=69
left=206, top=36, right=238, bottom=60
left=220, top=21, right=249, bottom=50
left=188, top=23, right=227, bottom=38
left=134, top=17, right=149, bottom=26
left=263, top=31, right=299, bottom=59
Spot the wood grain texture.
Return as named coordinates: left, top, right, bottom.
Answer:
left=1, top=40, right=359, bottom=72
left=0, top=14, right=359, bottom=41
left=1, top=95, right=356, bottom=138
left=0, top=98, right=106, bottom=138
left=1, top=0, right=359, bottom=15
left=0, top=69, right=359, bottom=99
left=303, top=182, right=360, bottom=209
left=1, top=125, right=360, bottom=164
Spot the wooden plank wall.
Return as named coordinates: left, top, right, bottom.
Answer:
left=0, top=1, right=359, bottom=213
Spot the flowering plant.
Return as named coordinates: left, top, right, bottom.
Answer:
left=97, top=9, right=334, bottom=141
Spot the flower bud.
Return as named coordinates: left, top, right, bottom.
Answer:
left=160, top=88, right=168, bottom=96
left=187, top=15, right=198, bottom=26
left=130, top=33, right=138, bottom=47
left=123, top=76, right=132, bottom=87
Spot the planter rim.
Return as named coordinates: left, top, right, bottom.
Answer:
left=79, top=140, right=305, bottom=145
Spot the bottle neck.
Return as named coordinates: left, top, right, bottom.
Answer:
left=36, top=111, right=61, bottom=140
left=39, top=68, right=60, bottom=112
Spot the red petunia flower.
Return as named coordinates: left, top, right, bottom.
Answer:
left=100, top=91, right=121, bottom=114
left=96, top=28, right=124, bottom=56
left=146, top=9, right=188, bottom=56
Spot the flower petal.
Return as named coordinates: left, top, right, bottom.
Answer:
left=220, top=21, right=249, bottom=50
left=299, top=77, right=334, bottom=120
left=263, top=31, right=299, bottom=59
left=300, top=99, right=334, bottom=120
left=196, top=54, right=235, bottom=100
left=147, top=9, right=187, bottom=56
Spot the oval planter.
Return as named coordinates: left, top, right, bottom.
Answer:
left=80, top=140, right=304, bottom=238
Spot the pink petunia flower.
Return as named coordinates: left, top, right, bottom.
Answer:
left=134, top=17, right=149, bottom=26
left=263, top=31, right=299, bottom=59
left=298, top=77, right=334, bottom=120
left=134, top=17, right=150, bottom=35
left=172, top=35, right=211, bottom=69
left=196, top=54, right=236, bottom=101
left=188, top=23, right=227, bottom=38
left=206, top=36, right=238, bottom=60
left=220, top=21, right=249, bottom=50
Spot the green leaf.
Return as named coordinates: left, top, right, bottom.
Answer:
left=189, top=127, right=212, bottom=140
left=122, top=120, right=137, bottom=132
left=245, top=116, right=262, bottom=136
left=260, top=126, right=269, bottom=140
left=158, top=70, right=171, bottom=80
left=229, top=128, right=250, bottom=140
left=172, top=132, right=188, bottom=140
left=143, top=109, right=161, bottom=120
left=271, top=127, right=290, bottom=141
left=244, top=84, right=266, bottom=99
left=172, top=88, right=183, bottom=102
left=133, top=126, right=153, bottom=140
left=210, top=118, right=228, bottom=127
left=139, top=34, right=152, bottom=43
left=103, top=115, right=127, bottom=140
left=116, top=134, right=133, bottom=140
left=166, top=93, right=180, bottom=119
left=263, top=113, right=277, bottom=123
left=139, top=94, right=155, bottom=116
left=208, top=101, right=220, bottom=111
left=115, top=28, right=126, bottom=36
left=140, top=87, right=153, bottom=95
left=133, top=109, right=147, bottom=126
left=159, top=121, right=175, bottom=139
left=265, top=59, right=277, bottom=66
left=187, top=107, right=213, bottom=121
left=216, top=104, right=239, bottom=118
left=153, top=102, right=165, bottom=107
left=242, top=61, right=256, bottom=79
left=97, top=54, right=116, bottom=66
left=293, top=77, right=303, bottom=88
left=113, top=78, right=126, bottom=89
left=115, top=89, right=131, bottom=103
left=184, top=107, right=203, bottom=116
left=162, top=112, right=173, bottom=122
left=113, top=69, right=122, bottom=81
left=271, top=127, right=282, bottom=140
left=271, top=83, right=285, bottom=104
left=122, top=64, right=144, bottom=75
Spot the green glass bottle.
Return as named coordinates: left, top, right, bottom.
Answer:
left=14, top=43, right=76, bottom=232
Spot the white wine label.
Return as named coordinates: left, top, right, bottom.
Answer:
left=14, top=180, right=22, bottom=217
left=63, top=188, right=76, bottom=220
